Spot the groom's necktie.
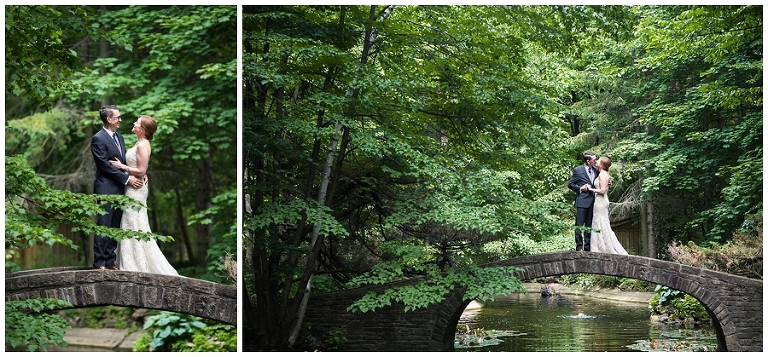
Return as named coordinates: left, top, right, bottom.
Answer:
left=112, top=134, right=122, bottom=159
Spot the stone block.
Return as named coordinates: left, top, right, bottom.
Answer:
left=4, top=277, right=28, bottom=291
left=29, top=271, right=75, bottom=288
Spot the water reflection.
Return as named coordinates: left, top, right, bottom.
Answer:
left=456, top=291, right=717, bottom=352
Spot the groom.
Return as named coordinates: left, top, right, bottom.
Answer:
left=567, top=151, right=599, bottom=251
left=91, top=105, right=144, bottom=270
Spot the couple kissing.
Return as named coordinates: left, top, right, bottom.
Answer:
left=568, top=151, right=628, bottom=255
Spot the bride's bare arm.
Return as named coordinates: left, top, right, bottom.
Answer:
left=109, top=141, right=151, bottom=178
left=133, top=141, right=151, bottom=177
left=590, top=172, right=610, bottom=195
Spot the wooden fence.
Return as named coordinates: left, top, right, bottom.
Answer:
left=612, top=218, right=642, bottom=255
left=9, top=224, right=86, bottom=270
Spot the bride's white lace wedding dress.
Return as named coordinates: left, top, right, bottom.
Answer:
left=116, top=144, right=179, bottom=275
left=589, top=178, right=628, bottom=255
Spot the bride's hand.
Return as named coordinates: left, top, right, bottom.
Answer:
left=109, top=158, right=124, bottom=171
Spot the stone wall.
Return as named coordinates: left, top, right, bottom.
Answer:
left=301, top=281, right=469, bottom=351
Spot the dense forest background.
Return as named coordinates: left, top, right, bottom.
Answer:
left=5, top=5, right=237, bottom=283
left=242, top=5, right=762, bottom=350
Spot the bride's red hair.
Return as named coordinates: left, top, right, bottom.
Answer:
left=139, top=115, right=158, bottom=141
left=599, top=156, right=612, bottom=170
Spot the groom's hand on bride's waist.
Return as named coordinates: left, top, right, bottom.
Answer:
left=128, top=175, right=144, bottom=188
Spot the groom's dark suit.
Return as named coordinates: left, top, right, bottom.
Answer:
left=568, top=164, right=599, bottom=251
left=91, top=128, right=130, bottom=268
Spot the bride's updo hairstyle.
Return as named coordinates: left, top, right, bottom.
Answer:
left=599, top=156, right=612, bottom=171
left=139, top=115, right=158, bottom=141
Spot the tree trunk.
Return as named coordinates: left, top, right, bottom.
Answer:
left=645, top=191, right=656, bottom=259
left=286, top=5, right=396, bottom=348
left=194, top=151, right=215, bottom=267
left=245, top=11, right=279, bottom=348
left=168, top=149, right=195, bottom=264
left=640, top=188, right=649, bottom=257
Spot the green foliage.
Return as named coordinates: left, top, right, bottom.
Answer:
left=559, top=274, right=651, bottom=292
left=6, top=5, right=237, bottom=275
left=78, top=5, right=239, bottom=270
left=171, top=324, right=237, bottom=352
left=133, top=332, right=154, bottom=352
left=134, top=312, right=235, bottom=352
left=189, top=188, right=238, bottom=283
left=651, top=285, right=686, bottom=307
left=3, top=109, right=86, bottom=169
left=650, top=285, right=709, bottom=323
left=84, top=306, right=107, bottom=329
left=479, top=231, right=573, bottom=260
left=114, top=314, right=128, bottom=329
left=242, top=5, right=637, bottom=350
left=137, top=311, right=207, bottom=352
left=667, top=214, right=762, bottom=279
left=670, top=294, right=710, bottom=321
left=248, top=198, right=349, bottom=240
left=242, top=4, right=760, bottom=350
left=4, top=6, right=130, bottom=108
left=563, top=5, right=762, bottom=252
left=75, top=305, right=134, bottom=329
left=640, top=6, right=761, bottom=243
left=621, top=277, right=652, bottom=292
left=73, top=5, right=238, bottom=163
left=310, top=274, right=345, bottom=293
left=560, top=274, right=603, bottom=290
left=347, top=256, right=525, bottom=313
left=5, top=155, right=172, bottom=271
left=326, top=328, right=347, bottom=351
left=5, top=298, right=73, bottom=352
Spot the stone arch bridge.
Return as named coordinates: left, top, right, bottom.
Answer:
left=5, top=267, right=236, bottom=325
left=302, top=251, right=762, bottom=352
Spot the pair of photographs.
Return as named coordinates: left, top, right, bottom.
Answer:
left=6, top=4, right=761, bottom=353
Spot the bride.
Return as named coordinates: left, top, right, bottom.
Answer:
left=110, top=115, right=178, bottom=275
left=588, top=156, right=628, bottom=255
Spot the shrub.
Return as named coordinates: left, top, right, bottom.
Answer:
left=667, top=214, right=762, bottom=279
left=172, top=324, right=237, bottom=352
left=326, top=328, right=347, bottom=351
left=84, top=306, right=107, bottom=328
left=135, top=311, right=206, bottom=352
left=5, top=298, right=73, bottom=352
left=649, top=285, right=710, bottom=325
left=133, top=311, right=236, bottom=352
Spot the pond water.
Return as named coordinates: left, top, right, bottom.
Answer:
left=455, top=291, right=718, bottom=352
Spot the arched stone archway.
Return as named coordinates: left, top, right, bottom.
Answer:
left=5, top=267, right=236, bottom=325
left=302, top=251, right=762, bottom=351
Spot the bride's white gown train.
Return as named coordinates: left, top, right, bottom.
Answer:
left=589, top=178, right=628, bottom=255
left=116, top=145, right=179, bottom=275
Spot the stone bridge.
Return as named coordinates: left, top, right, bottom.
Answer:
left=5, top=267, right=236, bottom=325
left=302, top=251, right=762, bottom=352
